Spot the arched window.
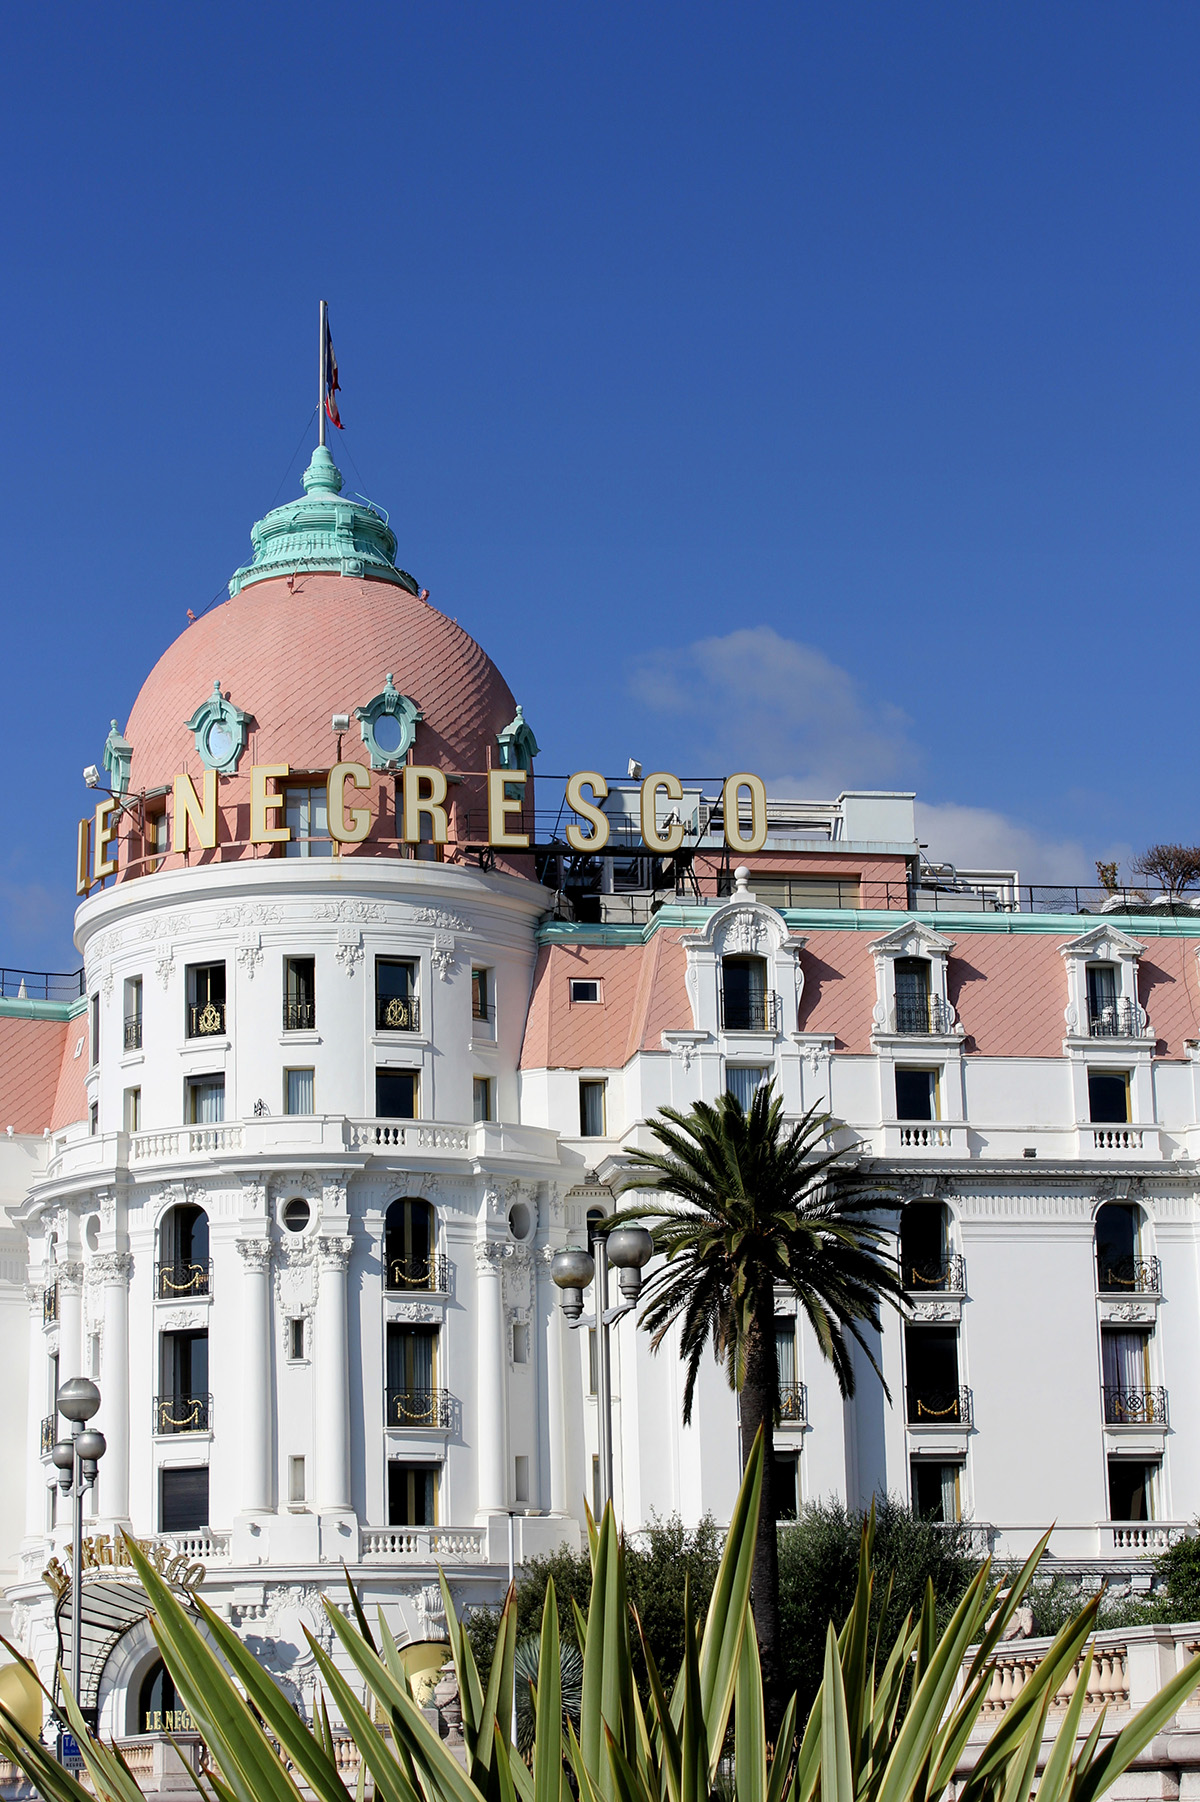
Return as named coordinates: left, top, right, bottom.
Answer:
left=1096, top=1202, right=1148, bottom=1293
left=899, top=1202, right=950, bottom=1291
left=137, top=1658, right=194, bottom=1734
left=385, top=1199, right=437, bottom=1292
left=157, top=1205, right=210, bottom=1298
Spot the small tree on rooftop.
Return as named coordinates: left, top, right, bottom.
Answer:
left=1131, top=844, right=1200, bottom=895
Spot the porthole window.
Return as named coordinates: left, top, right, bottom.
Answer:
left=282, top=1197, right=311, bottom=1234
left=508, top=1200, right=532, bottom=1242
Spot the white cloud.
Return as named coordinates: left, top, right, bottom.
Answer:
left=626, top=625, right=918, bottom=795
left=914, top=802, right=1093, bottom=885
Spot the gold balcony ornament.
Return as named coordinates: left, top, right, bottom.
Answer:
left=195, top=1001, right=222, bottom=1035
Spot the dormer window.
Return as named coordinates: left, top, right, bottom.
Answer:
left=1086, top=963, right=1135, bottom=1037
left=895, top=959, right=931, bottom=1033
left=721, top=956, right=777, bottom=1032
left=1061, top=926, right=1147, bottom=1040
left=869, top=924, right=959, bottom=1039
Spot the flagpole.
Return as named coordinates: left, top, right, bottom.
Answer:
left=319, top=299, right=327, bottom=448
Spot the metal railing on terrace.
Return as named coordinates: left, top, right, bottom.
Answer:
left=1098, top=1255, right=1162, bottom=1295
left=283, top=1000, right=316, bottom=1031
left=375, top=995, right=420, bottom=1031
left=907, top=1386, right=973, bottom=1426
left=1103, top=1385, right=1168, bottom=1426
left=155, top=1260, right=212, bottom=1299
left=187, top=1002, right=225, bottom=1037
left=902, top=1253, right=967, bottom=1294
left=386, top=1387, right=452, bottom=1429
left=895, top=994, right=955, bottom=1034
left=40, top=1415, right=56, bottom=1455
left=153, top=1393, right=212, bottom=1435
left=719, top=990, right=780, bottom=1032
left=778, top=1382, right=807, bottom=1424
left=385, top=1254, right=451, bottom=1294
left=123, top=1016, right=142, bottom=1050
left=1087, top=999, right=1142, bottom=1037
left=0, top=967, right=85, bottom=1001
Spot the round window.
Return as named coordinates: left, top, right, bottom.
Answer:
left=282, top=1197, right=311, bottom=1233
left=372, top=713, right=404, bottom=755
left=508, top=1201, right=531, bottom=1242
left=205, top=720, right=235, bottom=764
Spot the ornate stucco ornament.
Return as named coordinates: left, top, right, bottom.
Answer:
left=102, top=720, right=132, bottom=795
left=185, top=680, right=250, bottom=774
left=496, top=704, right=540, bottom=771
left=355, top=673, right=423, bottom=770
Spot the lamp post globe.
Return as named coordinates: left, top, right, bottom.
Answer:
left=606, top=1225, right=654, bottom=1301
left=75, top=1429, right=106, bottom=1470
left=550, top=1246, right=595, bottom=1321
left=56, top=1377, right=101, bottom=1424
left=49, top=1441, right=74, bottom=1488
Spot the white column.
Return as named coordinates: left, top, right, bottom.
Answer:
left=57, top=1262, right=83, bottom=1383
left=97, top=1253, right=132, bottom=1520
left=314, top=1236, right=353, bottom=1510
left=236, top=1238, right=274, bottom=1513
left=24, top=1286, right=46, bottom=1540
left=475, top=1241, right=508, bottom=1515
left=537, top=1248, right=569, bottom=1515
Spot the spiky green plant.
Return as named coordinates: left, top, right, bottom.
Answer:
left=0, top=1432, right=1196, bottom=1802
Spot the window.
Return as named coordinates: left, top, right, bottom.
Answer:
left=1089, top=1071, right=1130, bottom=1124
left=284, top=957, right=315, bottom=1031
left=376, top=1069, right=418, bottom=1119
left=186, top=1075, right=225, bottom=1124
left=904, top=1324, right=962, bottom=1423
left=88, top=1101, right=99, bottom=1135
left=160, top=1467, right=209, bottom=1532
left=158, top=1204, right=209, bottom=1297
left=895, top=1068, right=937, bottom=1121
left=1108, top=1458, right=1156, bottom=1522
left=289, top=1317, right=306, bottom=1361
left=1095, top=1203, right=1147, bottom=1292
left=473, top=1076, right=494, bottom=1123
left=288, top=1455, right=306, bottom=1504
left=894, top=958, right=932, bottom=1033
left=514, top=1454, right=530, bottom=1504
left=1087, top=963, right=1120, bottom=1032
left=123, top=976, right=142, bottom=1051
left=285, top=1068, right=315, bottom=1115
left=385, top=1199, right=436, bottom=1290
left=911, top=1460, right=961, bottom=1523
left=775, top=1320, right=796, bottom=1390
left=376, top=958, right=419, bottom=1031
left=388, top=1461, right=438, bottom=1526
left=186, top=963, right=226, bottom=1038
left=570, top=980, right=600, bottom=1004
left=588, top=1326, right=598, bottom=1395
left=386, top=1323, right=439, bottom=1424
left=512, top=1321, right=529, bottom=1364
left=89, top=1333, right=101, bottom=1380
left=1101, top=1328, right=1152, bottom=1419
left=591, top=1454, right=602, bottom=1519
left=721, top=956, right=774, bottom=1031
left=282, top=1197, right=311, bottom=1233
left=773, top=1452, right=799, bottom=1521
left=899, top=1202, right=949, bottom=1289
left=144, top=808, right=169, bottom=876
left=157, top=1329, right=209, bottom=1434
left=579, top=1079, right=607, bottom=1137
left=472, top=967, right=492, bottom=1022
left=284, top=786, right=332, bottom=857
left=90, top=993, right=100, bottom=1067
left=727, top=1066, right=769, bottom=1112
left=139, top=1656, right=195, bottom=1735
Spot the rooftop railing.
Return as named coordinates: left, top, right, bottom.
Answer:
left=0, top=967, right=85, bottom=1001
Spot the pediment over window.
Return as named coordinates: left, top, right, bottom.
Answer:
left=867, top=922, right=956, bottom=961
left=1059, top=924, right=1146, bottom=963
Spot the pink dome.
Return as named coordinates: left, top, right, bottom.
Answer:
left=126, top=574, right=518, bottom=791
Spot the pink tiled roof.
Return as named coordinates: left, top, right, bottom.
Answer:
left=125, top=574, right=518, bottom=793
left=0, top=1015, right=70, bottom=1132
left=50, top=1015, right=89, bottom=1130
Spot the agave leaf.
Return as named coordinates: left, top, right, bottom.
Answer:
left=995, top=1683, right=1053, bottom=1802
left=0, top=1692, right=103, bottom=1802
left=579, top=1502, right=633, bottom=1802
left=958, top=1599, right=1103, bottom=1797
left=765, top=1692, right=798, bottom=1802
left=492, top=1721, right=520, bottom=1802
left=696, top=1426, right=761, bottom=1757
left=1070, top=1649, right=1200, bottom=1802
left=474, top=1583, right=518, bottom=1782
left=820, top=1624, right=854, bottom=1802
left=791, top=1681, right=822, bottom=1802
left=604, top=1723, right=656, bottom=1802
left=534, top=1581, right=564, bottom=1802
left=734, top=1608, right=766, bottom=1802
left=341, top=1559, right=379, bottom=1653
left=300, top=1633, right=423, bottom=1802
left=678, top=1580, right=709, bottom=1802
left=1029, top=1647, right=1096, bottom=1802
left=963, top=1533, right=1053, bottom=1685
left=441, top=1568, right=486, bottom=1747
left=56, top=1678, right=149, bottom=1802
left=633, top=1611, right=682, bottom=1802
left=840, top=1514, right=874, bottom=1762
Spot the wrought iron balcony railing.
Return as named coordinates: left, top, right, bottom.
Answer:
left=1098, top=1255, right=1162, bottom=1295
left=40, top=1415, right=56, bottom=1455
left=43, top=1283, right=58, bottom=1324
left=283, top=1000, right=316, bottom=1031
left=376, top=995, right=420, bottom=1032
left=903, top=1253, right=967, bottom=1294
left=386, top=1387, right=452, bottom=1429
left=1103, top=1385, right=1168, bottom=1426
left=778, top=1382, right=807, bottom=1424
left=895, top=994, right=954, bottom=1034
left=386, top=1254, right=451, bottom=1294
left=719, top=990, right=780, bottom=1033
left=155, top=1260, right=212, bottom=1299
left=1087, top=999, right=1141, bottom=1037
left=187, top=1001, right=226, bottom=1037
left=907, top=1386, right=973, bottom=1426
left=154, top=1393, right=212, bottom=1435
left=123, top=1016, right=143, bottom=1050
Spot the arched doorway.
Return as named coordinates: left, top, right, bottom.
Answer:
left=137, top=1658, right=194, bottom=1735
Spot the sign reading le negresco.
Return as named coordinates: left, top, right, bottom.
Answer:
left=79, top=768, right=773, bottom=890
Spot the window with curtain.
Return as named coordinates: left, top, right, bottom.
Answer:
left=388, top=1461, right=438, bottom=1526
left=386, top=1324, right=438, bottom=1424
left=579, top=1080, right=607, bottom=1136
left=1102, top=1329, right=1150, bottom=1394
left=727, top=1065, right=769, bottom=1111
left=911, top=1460, right=961, bottom=1523
left=774, top=1321, right=796, bottom=1390
left=285, top=1068, right=314, bottom=1115
left=187, top=1077, right=225, bottom=1124
left=285, top=786, right=333, bottom=857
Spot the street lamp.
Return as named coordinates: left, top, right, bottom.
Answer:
left=551, top=1222, right=653, bottom=1516
left=52, top=1378, right=106, bottom=1727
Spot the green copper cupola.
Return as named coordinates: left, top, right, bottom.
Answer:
left=229, top=446, right=416, bottom=595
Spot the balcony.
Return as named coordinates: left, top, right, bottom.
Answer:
left=376, top=995, right=420, bottom=1032
left=1091, top=1127, right=1144, bottom=1152
left=1103, top=1386, right=1168, bottom=1426
left=283, top=1000, right=316, bottom=1031
left=155, top=1260, right=212, bottom=1300
left=386, top=1387, right=452, bottom=1429
left=719, top=990, right=780, bottom=1033
left=386, top=1254, right=451, bottom=1294
left=43, top=1282, right=57, bottom=1324
left=40, top=1415, right=55, bottom=1455
left=1087, top=999, right=1143, bottom=1038
left=907, top=1386, right=973, bottom=1426
left=902, top=1253, right=967, bottom=1294
left=187, top=1001, right=226, bottom=1038
left=1097, top=1255, right=1162, bottom=1296
left=123, top=1016, right=142, bottom=1050
left=361, top=1526, right=486, bottom=1562
left=153, top=1393, right=212, bottom=1435
left=778, top=1382, right=807, bottom=1425
left=895, top=994, right=955, bottom=1035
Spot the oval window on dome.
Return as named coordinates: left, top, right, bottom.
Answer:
left=205, top=721, right=235, bottom=764
left=283, top=1198, right=311, bottom=1233
left=372, top=713, right=404, bottom=755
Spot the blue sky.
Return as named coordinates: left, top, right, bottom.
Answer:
left=3, top=2, right=1199, bottom=969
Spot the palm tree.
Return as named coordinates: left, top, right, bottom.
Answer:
left=608, top=1081, right=903, bottom=1736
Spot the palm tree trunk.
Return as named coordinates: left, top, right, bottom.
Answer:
left=739, top=1282, right=784, bottom=1740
